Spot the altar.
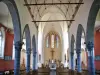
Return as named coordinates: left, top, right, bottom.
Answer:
left=49, top=62, right=56, bottom=70
left=49, top=60, right=56, bottom=75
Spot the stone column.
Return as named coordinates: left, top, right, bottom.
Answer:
left=32, top=52, right=38, bottom=75
left=14, top=41, right=23, bottom=75
left=76, top=49, right=81, bottom=72
left=70, top=52, right=74, bottom=70
left=33, top=52, right=37, bottom=70
left=26, top=48, right=31, bottom=73
left=87, top=41, right=95, bottom=75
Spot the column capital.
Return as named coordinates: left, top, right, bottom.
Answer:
left=33, top=52, right=37, bottom=57
left=15, top=41, right=23, bottom=51
left=76, top=48, right=81, bottom=54
left=70, top=52, right=74, bottom=55
left=87, top=41, right=94, bottom=51
left=27, top=48, right=31, bottom=51
left=26, top=48, right=31, bottom=55
left=76, top=51, right=81, bottom=54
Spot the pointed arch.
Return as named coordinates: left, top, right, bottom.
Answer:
left=0, top=0, right=22, bottom=74
left=86, top=0, right=100, bottom=43
left=0, top=0, right=21, bottom=42
left=85, top=1, right=100, bottom=74
left=76, top=24, right=85, bottom=52
left=23, top=24, right=31, bottom=49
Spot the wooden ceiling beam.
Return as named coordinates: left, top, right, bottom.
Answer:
left=32, top=20, right=75, bottom=22
left=68, top=0, right=83, bottom=28
left=24, top=0, right=38, bottom=29
left=24, top=3, right=84, bottom=6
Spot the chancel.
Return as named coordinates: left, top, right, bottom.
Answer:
left=0, top=0, right=100, bottom=75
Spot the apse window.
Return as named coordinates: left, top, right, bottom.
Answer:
left=56, top=36, right=59, bottom=48
left=51, top=34, right=54, bottom=48
left=0, top=27, right=5, bottom=59
left=46, top=32, right=60, bottom=49
left=46, top=36, right=49, bottom=48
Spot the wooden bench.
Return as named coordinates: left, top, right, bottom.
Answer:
left=56, top=68, right=69, bottom=75
left=20, top=69, right=26, bottom=75
left=95, top=70, right=100, bottom=75
left=38, top=68, right=50, bottom=75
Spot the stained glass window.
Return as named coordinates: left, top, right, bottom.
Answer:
left=51, top=34, right=54, bottom=48
left=46, top=32, right=60, bottom=48
left=46, top=36, right=49, bottom=48
left=56, top=36, right=59, bottom=48
left=0, top=31, right=2, bottom=56
left=0, top=27, right=5, bottom=59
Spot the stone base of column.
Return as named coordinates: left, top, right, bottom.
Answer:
left=32, top=70, right=38, bottom=75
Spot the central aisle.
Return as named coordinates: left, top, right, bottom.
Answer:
left=50, top=70, right=56, bottom=75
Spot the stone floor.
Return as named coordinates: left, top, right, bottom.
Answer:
left=50, top=70, right=56, bottom=75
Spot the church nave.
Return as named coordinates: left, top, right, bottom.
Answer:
left=0, top=0, right=100, bottom=75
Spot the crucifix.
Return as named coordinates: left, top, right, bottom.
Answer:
left=51, top=49, right=55, bottom=60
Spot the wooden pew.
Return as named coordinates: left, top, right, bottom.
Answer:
left=81, top=69, right=88, bottom=75
left=20, top=69, right=26, bottom=75
left=82, top=69, right=100, bottom=75
left=56, top=68, right=69, bottom=75
left=95, top=70, right=100, bottom=75
left=57, top=68, right=88, bottom=75
left=38, top=68, right=50, bottom=75
left=68, top=69, right=76, bottom=75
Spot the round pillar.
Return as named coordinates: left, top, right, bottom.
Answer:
left=14, top=41, right=23, bottom=75
left=76, top=50, right=82, bottom=72
left=33, top=52, right=37, bottom=70
left=70, top=52, right=74, bottom=70
left=87, top=41, right=95, bottom=75
left=26, top=48, right=31, bottom=73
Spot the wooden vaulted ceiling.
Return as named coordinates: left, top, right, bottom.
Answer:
left=24, top=0, right=84, bottom=29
